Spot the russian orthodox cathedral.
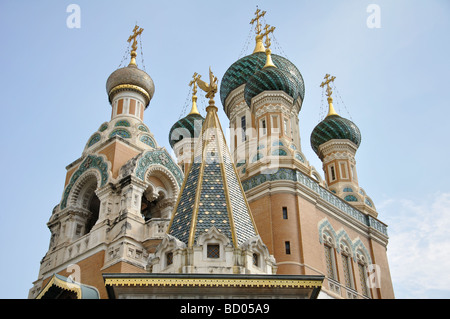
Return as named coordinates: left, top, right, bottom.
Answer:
left=29, top=10, right=394, bottom=299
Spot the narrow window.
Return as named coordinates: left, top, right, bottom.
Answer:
left=241, top=116, right=246, bottom=142
left=75, top=224, right=82, bottom=236
left=252, top=253, right=259, bottom=267
left=342, top=254, right=353, bottom=288
left=358, top=263, right=369, bottom=297
left=207, top=244, right=220, bottom=258
left=330, top=165, right=336, bottom=181
left=166, top=252, right=173, bottom=266
left=285, top=241, right=291, bottom=254
left=282, top=207, right=288, bottom=219
left=261, top=118, right=267, bottom=135
left=272, top=115, right=279, bottom=133
left=324, top=244, right=337, bottom=280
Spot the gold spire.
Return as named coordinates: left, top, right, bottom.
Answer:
left=127, top=25, right=144, bottom=66
left=188, top=73, right=201, bottom=115
left=320, top=74, right=338, bottom=117
left=250, top=8, right=267, bottom=53
left=262, top=24, right=276, bottom=68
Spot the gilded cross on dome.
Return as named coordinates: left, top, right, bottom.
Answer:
left=188, top=73, right=201, bottom=115
left=251, top=8, right=267, bottom=53
left=250, top=8, right=266, bottom=35
left=320, top=74, right=338, bottom=117
left=320, top=74, right=336, bottom=98
left=127, top=25, right=144, bottom=66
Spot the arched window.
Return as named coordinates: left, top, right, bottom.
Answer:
left=340, top=241, right=354, bottom=290
left=356, top=249, right=370, bottom=297
left=322, top=231, right=338, bottom=281
left=69, top=172, right=100, bottom=237
left=142, top=168, right=178, bottom=222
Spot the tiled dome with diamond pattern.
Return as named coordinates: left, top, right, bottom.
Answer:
left=220, top=52, right=305, bottom=107
left=169, top=113, right=205, bottom=148
left=244, top=66, right=299, bottom=107
left=310, top=114, right=361, bottom=155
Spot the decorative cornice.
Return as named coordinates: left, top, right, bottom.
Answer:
left=241, top=168, right=388, bottom=236
left=104, top=277, right=322, bottom=289
left=108, top=84, right=150, bottom=106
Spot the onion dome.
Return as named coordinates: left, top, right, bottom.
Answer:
left=244, top=64, right=299, bottom=107
left=311, top=75, right=361, bottom=156
left=169, top=88, right=205, bottom=149
left=310, top=114, right=361, bottom=155
left=219, top=51, right=305, bottom=107
left=169, top=113, right=204, bottom=148
left=106, top=64, right=155, bottom=108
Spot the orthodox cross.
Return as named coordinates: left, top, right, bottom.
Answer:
left=320, top=74, right=336, bottom=98
left=262, top=24, right=276, bottom=48
left=250, top=8, right=266, bottom=35
left=128, top=25, right=144, bottom=52
left=189, top=72, right=201, bottom=96
left=320, top=74, right=339, bottom=116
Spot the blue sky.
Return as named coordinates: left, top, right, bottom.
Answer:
left=0, top=0, right=449, bottom=299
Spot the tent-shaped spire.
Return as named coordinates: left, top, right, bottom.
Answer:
left=167, top=85, right=258, bottom=248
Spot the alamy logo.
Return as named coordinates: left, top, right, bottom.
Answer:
left=366, top=4, right=381, bottom=29
left=66, top=4, right=81, bottom=29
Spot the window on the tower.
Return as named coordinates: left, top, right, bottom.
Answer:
left=71, top=174, right=100, bottom=236
left=285, top=241, right=291, bottom=254
left=241, top=116, right=246, bottom=142
left=282, top=207, right=288, bottom=219
left=329, top=164, right=336, bottom=182
left=260, top=118, right=267, bottom=136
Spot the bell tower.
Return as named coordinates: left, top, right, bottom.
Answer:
left=29, top=25, right=184, bottom=299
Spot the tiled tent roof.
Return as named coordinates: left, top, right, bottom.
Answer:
left=167, top=102, right=258, bottom=247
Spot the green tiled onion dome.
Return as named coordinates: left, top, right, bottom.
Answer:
left=169, top=113, right=205, bottom=148
left=310, top=115, right=361, bottom=155
left=244, top=66, right=299, bottom=107
left=220, top=52, right=305, bottom=107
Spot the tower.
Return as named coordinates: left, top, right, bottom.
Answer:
left=220, top=10, right=394, bottom=298
left=311, top=75, right=376, bottom=217
left=29, top=26, right=184, bottom=299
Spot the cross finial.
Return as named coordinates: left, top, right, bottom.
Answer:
left=189, top=72, right=201, bottom=96
left=261, top=24, right=276, bottom=68
left=127, top=25, right=144, bottom=66
left=188, top=73, right=201, bottom=115
left=320, top=74, right=338, bottom=117
left=250, top=8, right=266, bottom=35
left=250, top=8, right=268, bottom=53
left=262, top=24, right=275, bottom=48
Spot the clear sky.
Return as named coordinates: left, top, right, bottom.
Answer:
left=0, top=0, right=449, bottom=299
